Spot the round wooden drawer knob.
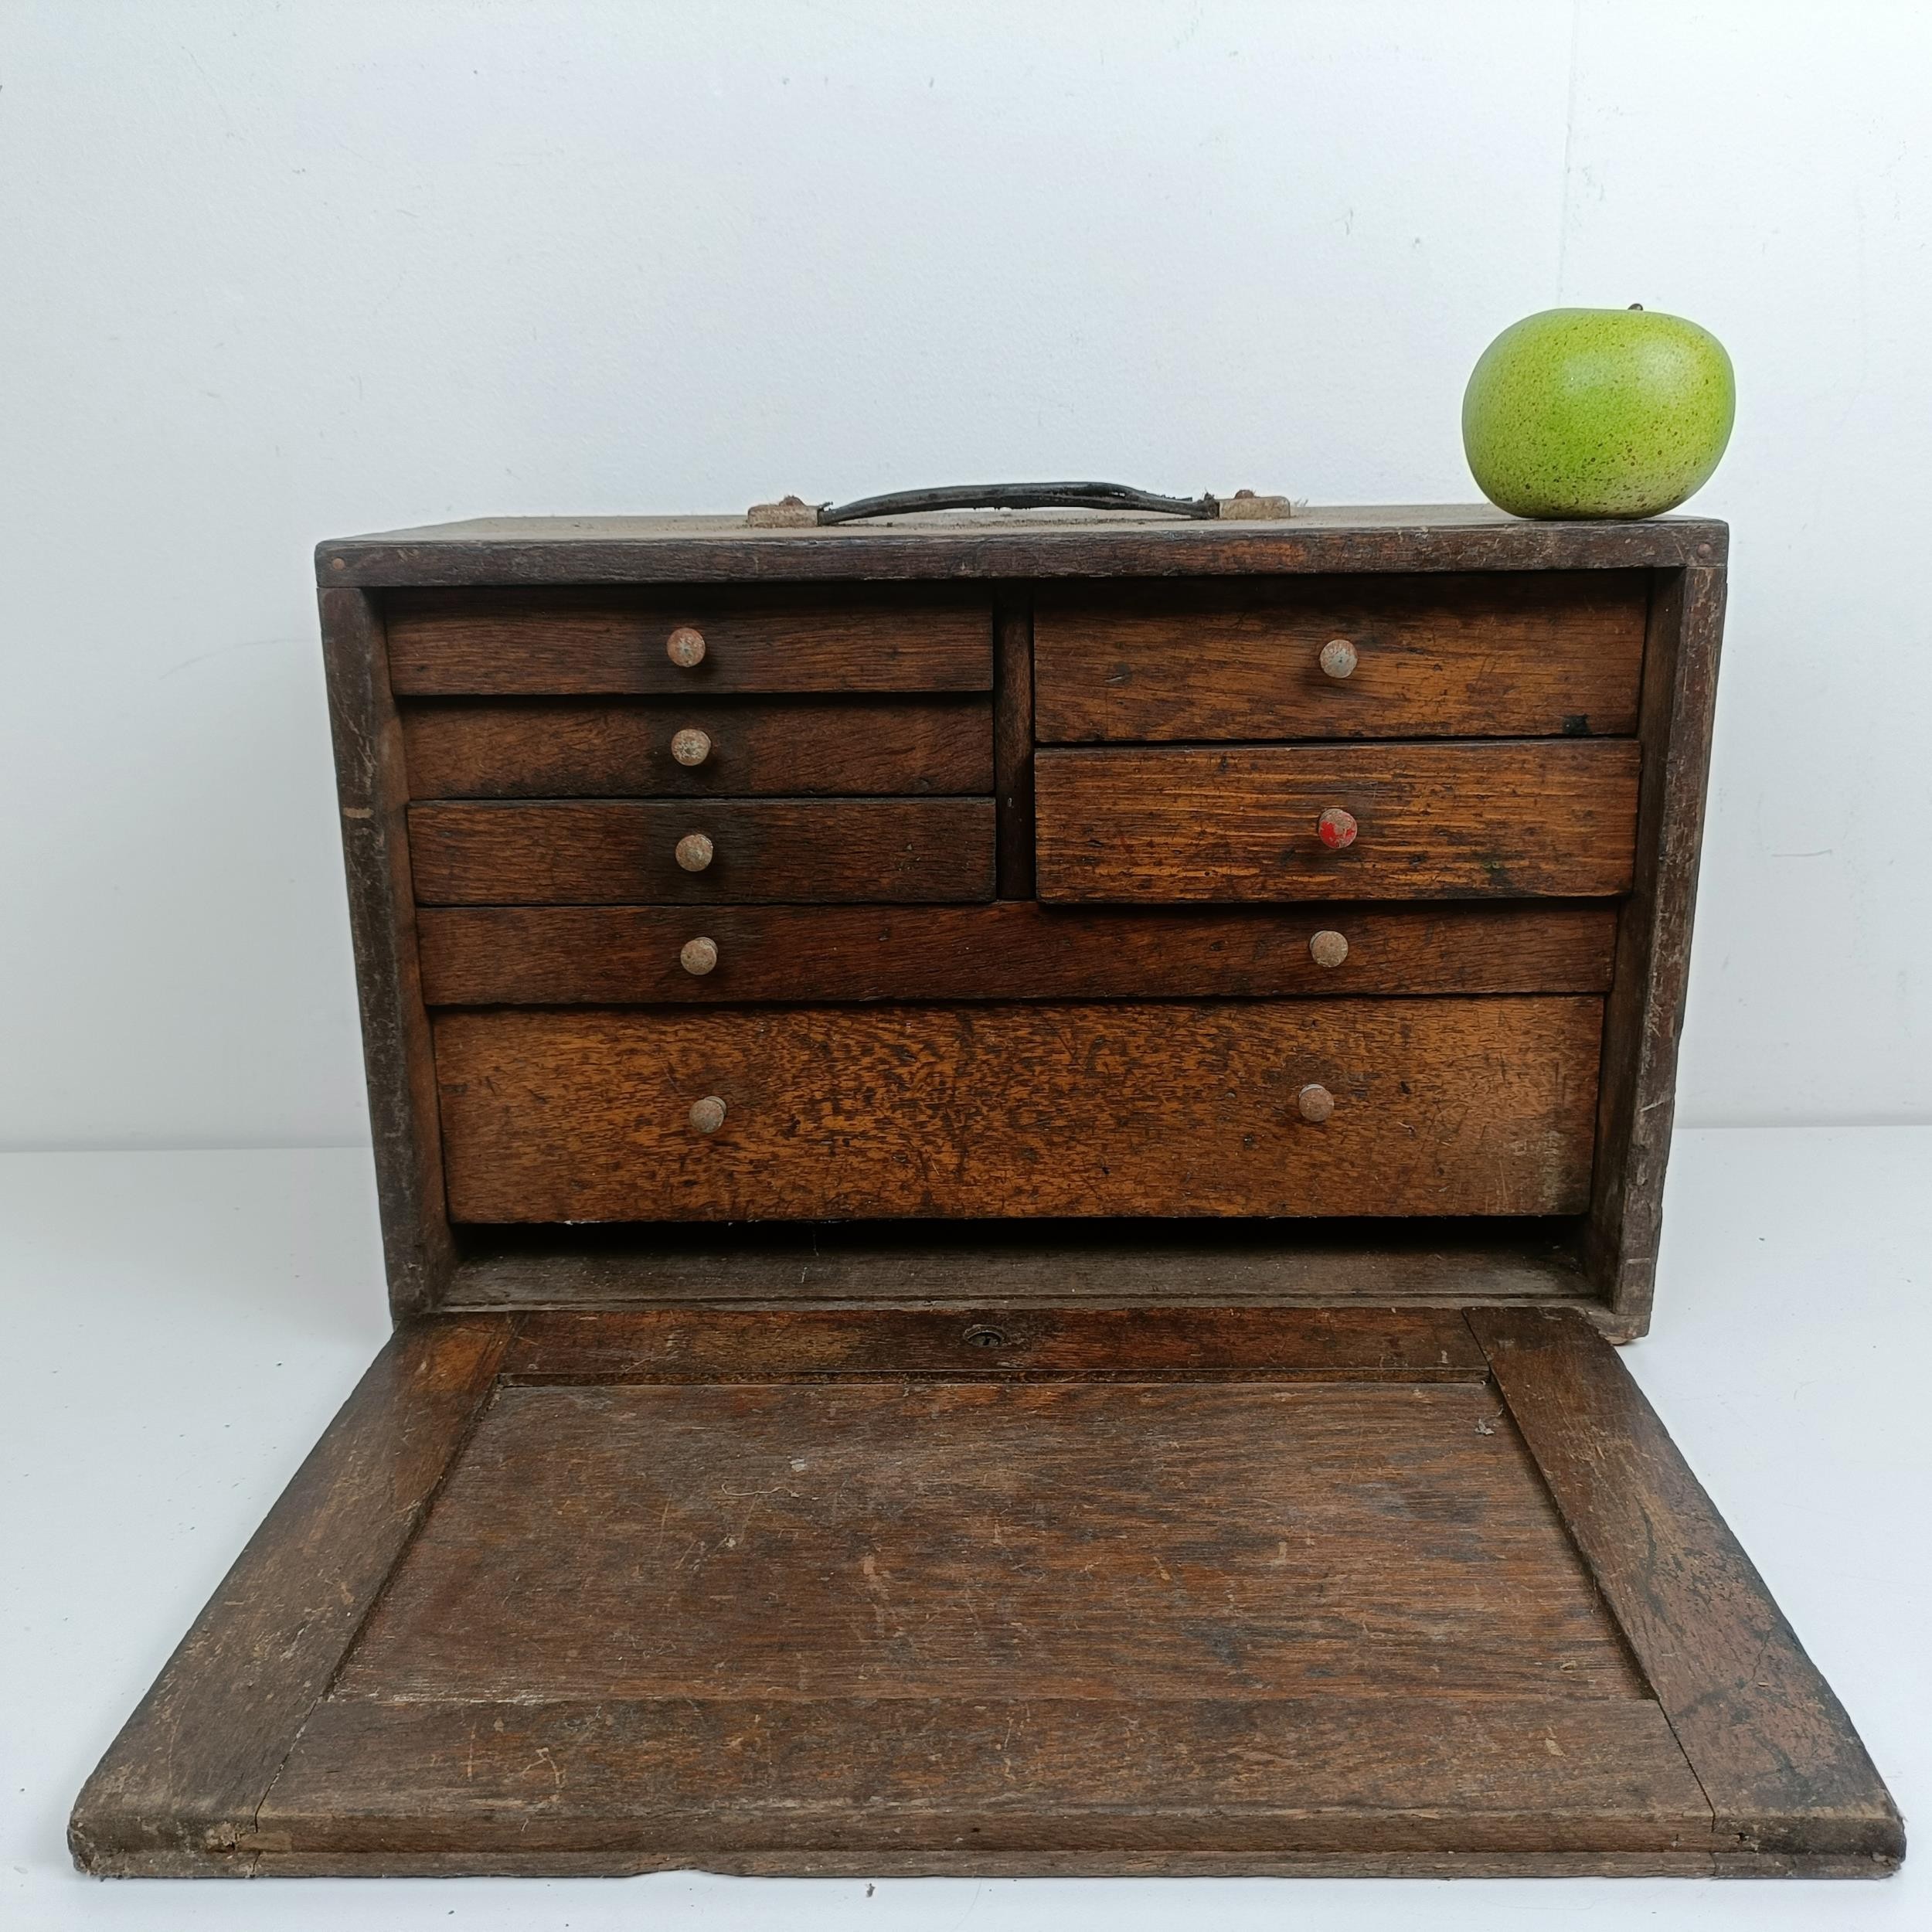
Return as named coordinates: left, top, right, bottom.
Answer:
left=689, top=1096, right=727, bottom=1134
left=675, top=831, right=715, bottom=872
left=679, top=936, right=719, bottom=977
left=1297, top=1083, right=1335, bottom=1124
left=671, top=727, right=713, bottom=767
left=666, top=625, right=707, bottom=668
left=1308, top=929, right=1349, bottom=969
left=1319, top=638, right=1359, bottom=680
left=1317, top=808, right=1358, bottom=850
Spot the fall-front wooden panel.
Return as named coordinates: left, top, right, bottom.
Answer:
left=1035, top=572, right=1648, bottom=743
left=1036, top=741, right=1641, bottom=902
left=400, top=696, right=994, bottom=798
left=409, top=798, right=996, bottom=906
left=383, top=589, right=992, bottom=696
left=417, top=901, right=1619, bottom=1005
left=434, top=997, right=1604, bottom=1222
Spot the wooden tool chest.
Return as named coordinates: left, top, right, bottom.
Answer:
left=71, top=503, right=1903, bottom=1879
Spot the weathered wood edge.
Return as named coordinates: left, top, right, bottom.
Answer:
left=993, top=598, right=1035, bottom=896
left=1585, top=566, right=1726, bottom=1334
left=140, top=1846, right=1899, bottom=1879
left=315, top=514, right=1729, bottom=588
left=497, top=1303, right=1490, bottom=1380
left=319, top=586, right=456, bottom=1318
left=1469, top=1307, right=1904, bottom=1865
left=445, top=1223, right=1594, bottom=1310
left=69, top=1318, right=515, bottom=1879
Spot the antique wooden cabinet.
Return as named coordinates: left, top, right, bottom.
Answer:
left=71, top=502, right=1903, bottom=1879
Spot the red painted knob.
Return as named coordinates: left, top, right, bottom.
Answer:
left=1317, top=807, right=1358, bottom=850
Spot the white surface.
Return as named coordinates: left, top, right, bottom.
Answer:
left=2, top=2, right=1930, bottom=1148
left=2, top=1128, right=1926, bottom=1929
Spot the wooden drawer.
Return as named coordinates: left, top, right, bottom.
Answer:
left=1035, top=572, right=1647, bottom=743
left=400, top=696, right=993, bottom=798
left=434, top=997, right=1604, bottom=1223
left=409, top=798, right=995, bottom=906
left=417, top=902, right=1618, bottom=1005
left=385, top=590, right=992, bottom=696
left=1036, top=742, right=1640, bottom=902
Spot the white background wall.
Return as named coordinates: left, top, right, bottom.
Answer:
left=2, top=1, right=1927, bottom=1150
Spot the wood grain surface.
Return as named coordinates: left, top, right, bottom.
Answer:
left=1035, top=572, right=1646, bottom=742
left=1474, top=1308, right=1906, bottom=1862
left=318, top=588, right=454, bottom=1315
left=335, top=1378, right=1646, bottom=1703
left=258, top=1693, right=1708, bottom=1860
left=415, top=900, right=1618, bottom=1005
left=1036, top=741, right=1641, bottom=901
left=432, top=996, right=1604, bottom=1222
left=497, top=1304, right=1492, bottom=1380
left=69, top=1319, right=510, bottom=1875
left=408, top=798, right=996, bottom=905
left=384, top=589, right=992, bottom=696
left=1587, top=566, right=1726, bottom=1334
left=315, top=506, right=1729, bottom=590
left=400, top=696, right=992, bottom=798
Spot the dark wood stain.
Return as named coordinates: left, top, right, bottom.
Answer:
left=72, top=512, right=1900, bottom=1881
left=408, top=797, right=997, bottom=906
left=1036, top=740, right=1641, bottom=901
left=430, top=998, right=1604, bottom=1223
left=415, top=900, right=1617, bottom=1005
left=1036, top=572, right=1646, bottom=743
left=400, top=695, right=993, bottom=798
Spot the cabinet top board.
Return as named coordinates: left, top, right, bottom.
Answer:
left=317, top=503, right=1727, bottom=588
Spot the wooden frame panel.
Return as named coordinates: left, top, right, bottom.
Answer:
left=70, top=1308, right=1899, bottom=1879
left=318, top=587, right=454, bottom=1318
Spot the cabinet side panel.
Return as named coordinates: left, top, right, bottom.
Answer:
left=1586, top=566, right=1726, bottom=1335
left=320, top=586, right=456, bottom=1317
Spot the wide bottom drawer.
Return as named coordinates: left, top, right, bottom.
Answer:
left=434, top=997, right=1604, bottom=1223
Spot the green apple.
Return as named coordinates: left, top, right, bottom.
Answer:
left=1462, top=306, right=1734, bottom=519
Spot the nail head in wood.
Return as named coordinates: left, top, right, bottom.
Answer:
left=671, top=727, right=713, bottom=767
left=688, top=1095, right=726, bottom=1134
left=1317, top=807, right=1359, bottom=850
left=1319, top=638, right=1359, bottom=680
left=1297, top=1083, right=1335, bottom=1123
left=674, top=832, right=715, bottom=873
left=1308, top=929, right=1349, bottom=969
left=666, top=625, right=707, bottom=668
left=679, top=936, right=719, bottom=977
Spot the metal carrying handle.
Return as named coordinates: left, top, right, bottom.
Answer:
left=817, top=481, right=1222, bottom=524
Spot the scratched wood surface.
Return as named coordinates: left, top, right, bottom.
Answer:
left=257, top=1694, right=1710, bottom=1861
left=1035, top=572, right=1647, bottom=742
left=1036, top=740, right=1640, bottom=901
left=73, top=1306, right=1899, bottom=1878
left=333, top=1378, right=1647, bottom=1703
left=415, top=901, right=1618, bottom=1005
left=400, top=696, right=993, bottom=798
left=384, top=588, right=992, bottom=696
left=432, top=997, right=1604, bottom=1223
left=408, top=798, right=997, bottom=906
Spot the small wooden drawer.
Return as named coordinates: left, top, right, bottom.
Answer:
left=385, top=590, right=992, bottom=696
left=1036, top=742, right=1640, bottom=902
left=408, top=798, right=996, bottom=906
left=400, top=696, right=993, bottom=798
left=1034, top=572, right=1647, bottom=743
left=417, top=902, right=1618, bottom=1005
left=434, top=996, right=1604, bottom=1223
